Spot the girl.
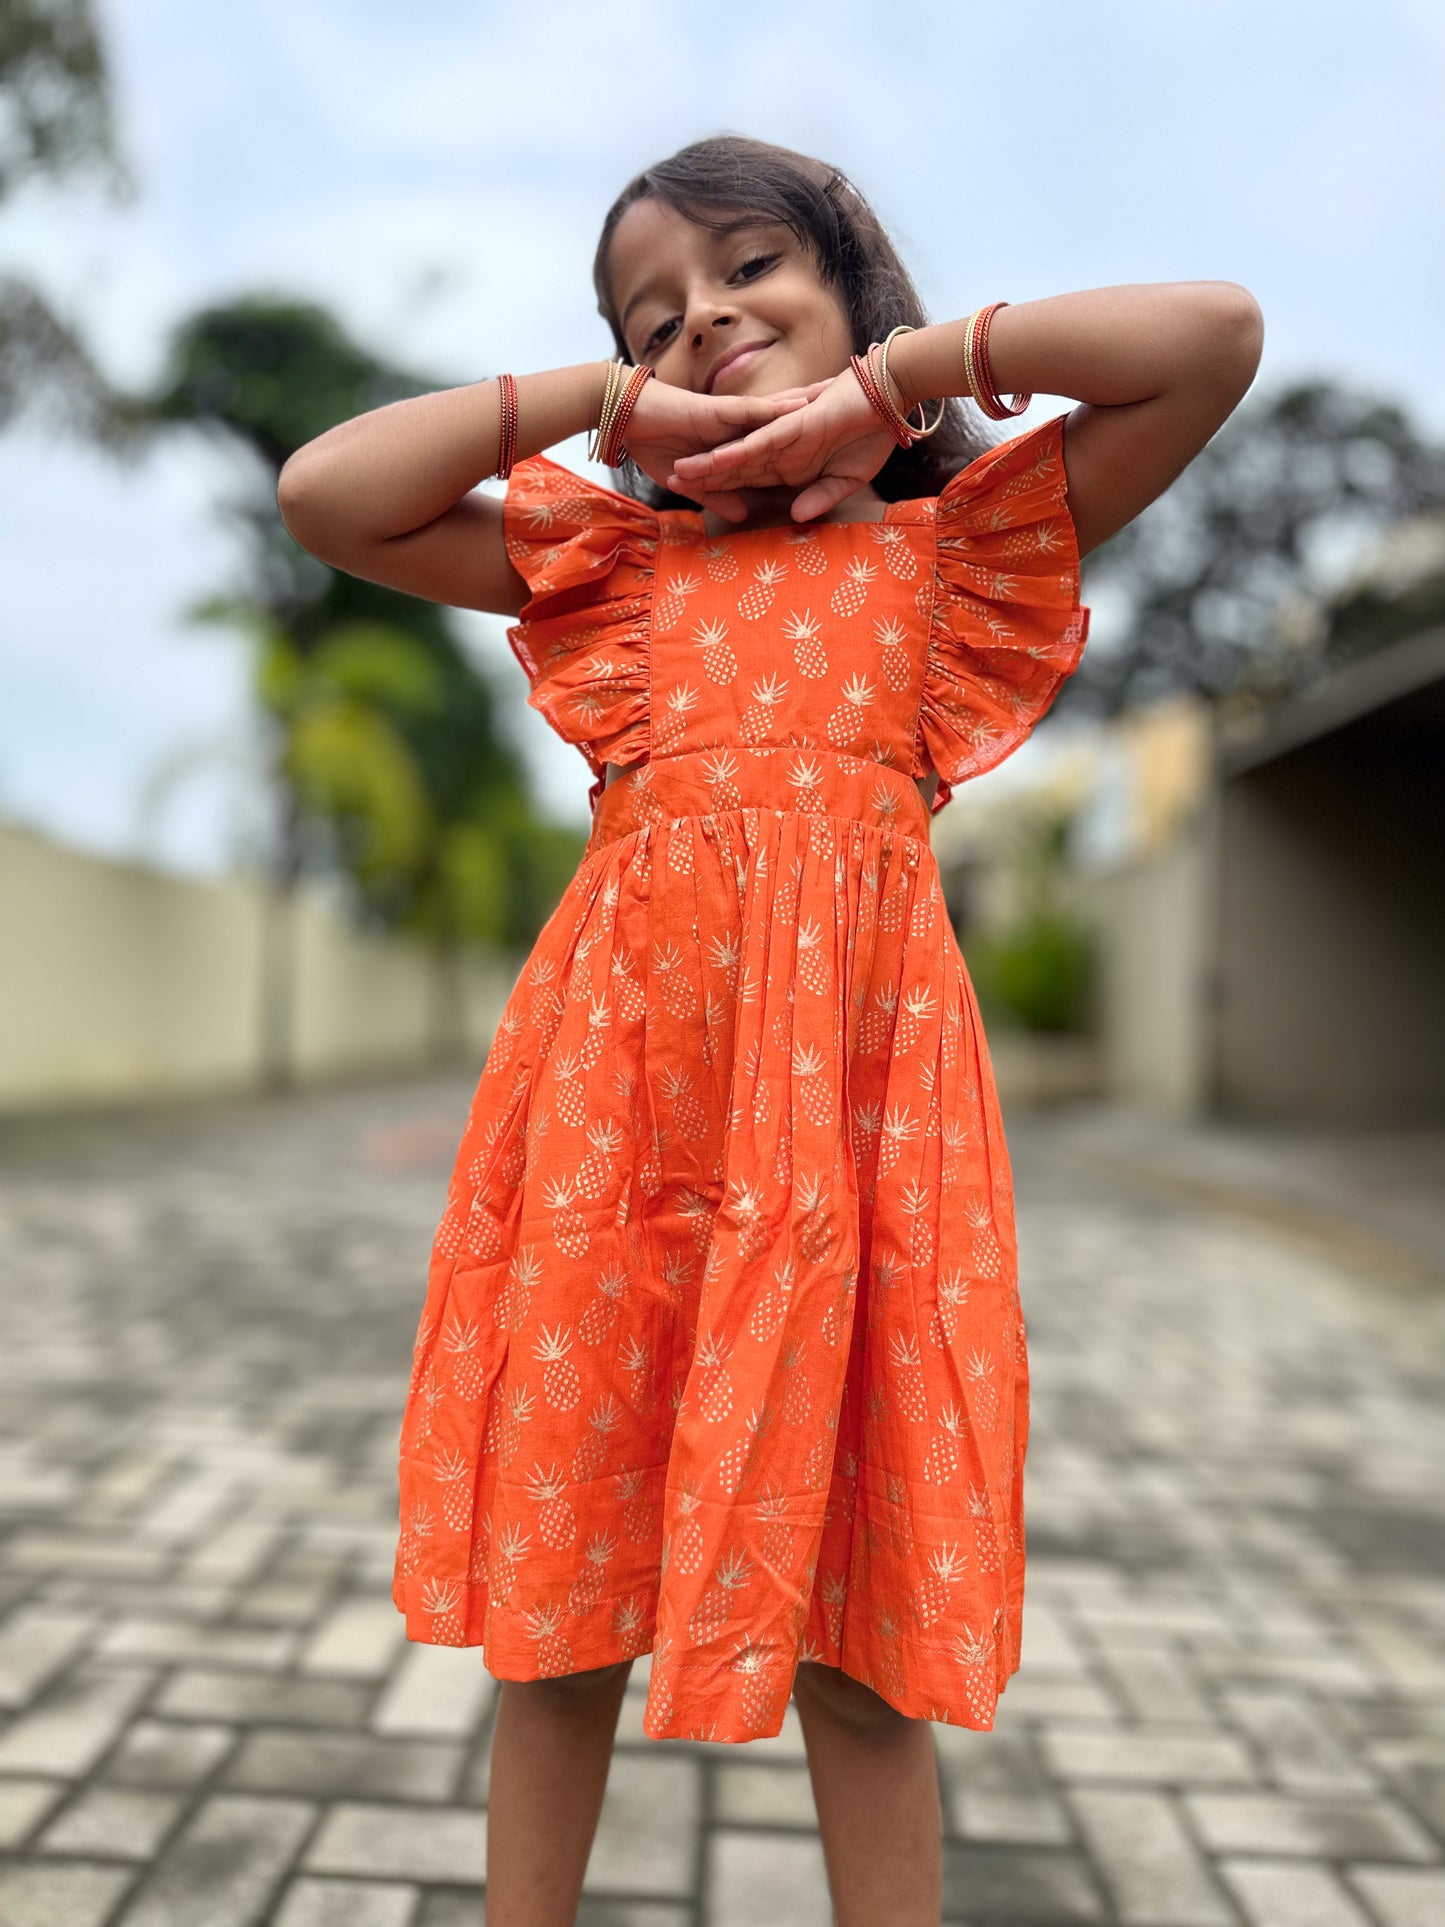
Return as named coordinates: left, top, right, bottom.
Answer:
left=278, top=135, right=1262, bottom=1927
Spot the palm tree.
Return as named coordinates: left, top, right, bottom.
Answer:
left=138, top=298, right=584, bottom=1082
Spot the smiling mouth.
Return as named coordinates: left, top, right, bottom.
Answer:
left=705, top=342, right=774, bottom=394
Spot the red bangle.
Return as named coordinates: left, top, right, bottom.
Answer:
left=494, top=372, right=519, bottom=479
left=970, top=304, right=1031, bottom=421
left=599, top=363, right=653, bottom=468
left=849, top=350, right=913, bottom=448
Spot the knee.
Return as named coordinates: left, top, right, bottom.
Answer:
left=792, top=1660, right=914, bottom=1738
left=505, top=1658, right=632, bottom=1709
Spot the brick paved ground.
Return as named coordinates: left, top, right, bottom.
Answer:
left=0, top=1073, right=1442, bottom=1927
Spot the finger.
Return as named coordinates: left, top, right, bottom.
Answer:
left=791, top=472, right=865, bottom=523
left=675, top=413, right=809, bottom=477
left=663, top=475, right=751, bottom=522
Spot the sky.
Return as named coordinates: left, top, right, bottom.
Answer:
left=3, top=0, right=1443, bottom=876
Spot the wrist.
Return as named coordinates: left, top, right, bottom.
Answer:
left=881, top=332, right=923, bottom=415
left=584, top=359, right=614, bottom=433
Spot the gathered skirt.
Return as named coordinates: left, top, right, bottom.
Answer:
left=392, top=745, right=1028, bottom=1742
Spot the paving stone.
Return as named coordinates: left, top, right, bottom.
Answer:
left=1184, top=1791, right=1437, bottom=1861
left=273, top=1875, right=420, bottom=1927
left=0, top=1607, right=97, bottom=1709
left=6, top=1077, right=1445, bottom=1926
left=1069, top=1788, right=1234, bottom=1925
left=0, top=1664, right=154, bottom=1775
left=0, top=1860, right=133, bottom=1927
left=103, top=1717, right=236, bottom=1786
left=97, top=1617, right=298, bottom=1669
left=0, top=1778, right=66, bottom=1849
left=1220, top=1856, right=1371, bottom=1927
left=712, top=1761, right=818, bottom=1827
left=119, top=1793, right=315, bottom=1926
left=305, top=1802, right=486, bottom=1885
left=1220, top=1685, right=1377, bottom=1795
left=38, top=1784, right=182, bottom=1859
left=585, top=1749, right=702, bottom=1896
left=1346, top=1865, right=1445, bottom=1927
left=708, top=1829, right=831, bottom=1927
left=225, top=1728, right=462, bottom=1801
left=302, top=1599, right=408, bottom=1679
left=1040, top=1721, right=1258, bottom=1787
left=153, top=1667, right=371, bottom=1728
left=371, top=1646, right=496, bottom=1739
left=1091, top=1646, right=1216, bottom=1724
left=941, top=1841, right=1107, bottom=1921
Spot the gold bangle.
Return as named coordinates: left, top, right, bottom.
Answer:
left=877, top=326, right=946, bottom=441
left=587, top=357, right=625, bottom=464
left=967, top=312, right=994, bottom=414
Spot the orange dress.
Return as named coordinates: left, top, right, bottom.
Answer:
left=392, top=412, right=1090, bottom=1742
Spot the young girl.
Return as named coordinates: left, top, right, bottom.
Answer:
left=278, top=135, right=1262, bottom=1927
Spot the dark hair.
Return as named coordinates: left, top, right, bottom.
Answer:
left=593, top=134, right=995, bottom=510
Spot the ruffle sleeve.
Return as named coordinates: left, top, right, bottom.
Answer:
left=918, top=412, right=1090, bottom=815
left=503, top=455, right=659, bottom=809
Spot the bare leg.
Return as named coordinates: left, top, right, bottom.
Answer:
left=791, top=1660, right=943, bottom=1927
left=484, top=1659, right=633, bottom=1927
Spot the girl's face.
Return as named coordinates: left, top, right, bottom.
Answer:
left=607, top=197, right=853, bottom=397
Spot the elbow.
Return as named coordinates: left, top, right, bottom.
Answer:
left=276, top=456, right=327, bottom=552
left=1201, top=281, right=1264, bottom=397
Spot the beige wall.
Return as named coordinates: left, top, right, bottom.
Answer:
left=1084, top=816, right=1217, bottom=1119
left=0, top=825, right=519, bottom=1115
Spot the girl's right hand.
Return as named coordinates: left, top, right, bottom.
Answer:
left=622, top=380, right=813, bottom=520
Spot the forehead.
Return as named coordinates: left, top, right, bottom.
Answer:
left=607, top=198, right=785, bottom=305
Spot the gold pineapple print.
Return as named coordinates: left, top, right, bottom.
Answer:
left=655, top=570, right=701, bottom=630
left=525, top=1462, right=576, bottom=1549
left=652, top=680, right=700, bottom=754
left=534, top=1324, right=582, bottom=1410
left=421, top=1578, right=465, bottom=1645
left=737, top=559, right=787, bottom=620
left=571, top=1398, right=622, bottom=1482
left=829, top=557, right=877, bottom=617
left=703, top=540, right=739, bottom=581
left=826, top=672, right=876, bottom=748
left=787, top=527, right=828, bottom=575
left=740, top=672, right=787, bottom=742
left=874, top=616, right=913, bottom=692
left=696, top=1331, right=735, bottom=1422
left=871, top=522, right=918, bottom=579
left=693, top=617, right=737, bottom=683
left=524, top=1602, right=572, bottom=1676
left=782, top=609, right=828, bottom=679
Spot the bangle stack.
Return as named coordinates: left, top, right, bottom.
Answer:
left=962, top=303, right=1031, bottom=420
left=492, top=372, right=519, bottom=480
left=588, top=357, right=654, bottom=469
left=849, top=326, right=945, bottom=448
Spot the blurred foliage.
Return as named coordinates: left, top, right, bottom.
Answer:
left=969, top=913, right=1095, bottom=1036
left=0, top=0, right=145, bottom=448
left=1065, top=381, right=1445, bottom=726
left=143, top=299, right=585, bottom=954
left=966, top=801, right=1096, bottom=1036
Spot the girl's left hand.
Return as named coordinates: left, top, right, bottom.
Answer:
left=666, top=367, right=897, bottom=522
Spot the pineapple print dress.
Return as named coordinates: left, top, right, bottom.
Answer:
left=392, top=411, right=1090, bottom=1742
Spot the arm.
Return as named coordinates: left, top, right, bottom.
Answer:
left=671, top=282, right=1265, bottom=551
left=275, top=363, right=609, bottom=619
left=276, top=365, right=812, bottom=617
left=887, top=282, right=1265, bottom=558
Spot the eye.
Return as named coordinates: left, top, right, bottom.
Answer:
left=733, top=253, right=778, bottom=282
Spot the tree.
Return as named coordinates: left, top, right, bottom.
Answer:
left=1064, top=381, right=1445, bottom=726
left=138, top=298, right=585, bottom=1080
left=0, top=0, right=143, bottom=449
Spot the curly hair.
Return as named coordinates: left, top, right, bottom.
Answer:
left=592, top=134, right=995, bottom=510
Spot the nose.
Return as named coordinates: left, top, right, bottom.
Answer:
left=687, top=300, right=736, bottom=353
